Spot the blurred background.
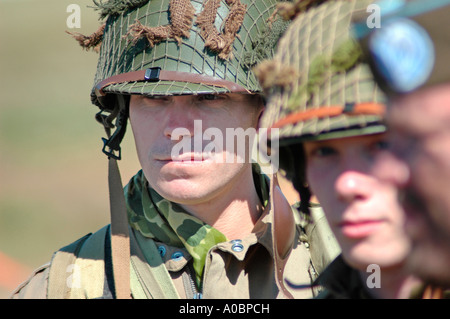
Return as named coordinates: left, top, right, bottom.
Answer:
left=0, top=0, right=299, bottom=298
left=0, top=0, right=142, bottom=297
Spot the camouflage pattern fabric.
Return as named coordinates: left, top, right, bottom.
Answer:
left=125, top=167, right=269, bottom=287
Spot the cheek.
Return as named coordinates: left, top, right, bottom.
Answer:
left=129, top=119, right=149, bottom=155
left=306, top=164, right=336, bottom=206
left=233, top=103, right=261, bottom=128
left=129, top=105, right=154, bottom=131
left=414, top=151, right=450, bottom=238
left=383, top=187, right=407, bottom=230
left=129, top=110, right=161, bottom=168
left=412, top=145, right=450, bottom=204
left=129, top=106, right=147, bottom=141
left=426, top=137, right=450, bottom=181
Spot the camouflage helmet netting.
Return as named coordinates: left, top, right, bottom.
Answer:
left=90, top=0, right=290, bottom=110
left=258, top=0, right=386, bottom=144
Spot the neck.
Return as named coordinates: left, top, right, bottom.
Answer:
left=180, top=166, right=264, bottom=240
left=359, top=265, right=422, bottom=299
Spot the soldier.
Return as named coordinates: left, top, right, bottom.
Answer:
left=11, top=0, right=317, bottom=299
left=355, top=0, right=450, bottom=291
left=257, top=0, right=429, bottom=298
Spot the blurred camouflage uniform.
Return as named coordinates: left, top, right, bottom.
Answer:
left=12, top=0, right=319, bottom=299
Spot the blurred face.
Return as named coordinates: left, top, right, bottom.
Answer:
left=304, top=134, right=410, bottom=270
left=129, top=93, right=263, bottom=207
left=372, top=83, right=450, bottom=286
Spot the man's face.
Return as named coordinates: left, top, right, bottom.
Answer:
left=373, top=83, right=450, bottom=286
left=304, top=134, right=410, bottom=270
left=129, top=93, right=263, bottom=208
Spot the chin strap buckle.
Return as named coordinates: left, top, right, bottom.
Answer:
left=102, top=137, right=122, bottom=160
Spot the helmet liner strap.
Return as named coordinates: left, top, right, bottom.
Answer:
left=100, top=94, right=132, bottom=299
left=95, top=68, right=250, bottom=97
left=270, top=102, right=386, bottom=130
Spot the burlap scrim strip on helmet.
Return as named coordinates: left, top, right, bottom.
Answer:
left=66, top=23, right=106, bottom=52
left=255, top=37, right=363, bottom=110
left=92, top=0, right=150, bottom=20
left=286, top=38, right=363, bottom=111
left=196, top=0, right=247, bottom=60
left=254, top=59, right=298, bottom=90
left=276, top=0, right=327, bottom=21
left=243, top=7, right=290, bottom=69
left=66, top=0, right=150, bottom=51
left=125, top=0, right=195, bottom=46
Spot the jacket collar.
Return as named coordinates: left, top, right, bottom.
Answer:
left=315, top=255, right=374, bottom=299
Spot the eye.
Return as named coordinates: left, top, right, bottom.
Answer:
left=197, top=94, right=225, bottom=101
left=313, top=146, right=338, bottom=157
left=305, top=146, right=338, bottom=159
left=370, top=140, right=390, bottom=152
left=138, top=95, right=171, bottom=107
left=144, top=95, right=170, bottom=101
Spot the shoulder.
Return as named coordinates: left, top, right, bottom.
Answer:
left=11, top=225, right=111, bottom=299
left=10, top=263, right=50, bottom=299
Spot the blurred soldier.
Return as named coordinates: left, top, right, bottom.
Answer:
left=355, top=0, right=450, bottom=291
left=257, top=0, right=429, bottom=298
left=12, top=0, right=317, bottom=299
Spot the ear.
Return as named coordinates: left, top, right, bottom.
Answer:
left=255, top=106, right=265, bottom=130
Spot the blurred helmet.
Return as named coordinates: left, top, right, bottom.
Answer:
left=258, top=0, right=386, bottom=147
left=354, top=0, right=450, bottom=96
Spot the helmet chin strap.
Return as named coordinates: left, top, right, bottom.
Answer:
left=99, top=95, right=132, bottom=299
left=270, top=173, right=295, bottom=299
left=107, top=154, right=131, bottom=299
left=96, top=95, right=129, bottom=160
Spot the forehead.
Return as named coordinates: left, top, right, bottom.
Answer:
left=388, top=83, right=450, bottom=133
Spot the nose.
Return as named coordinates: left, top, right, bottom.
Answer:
left=371, top=150, right=411, bottom=189
left=335, top=170, right=374, bottom=203
left=163, top=98, right=197, bottom=140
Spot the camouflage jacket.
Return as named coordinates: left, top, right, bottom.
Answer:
left=12, top=168, right=319, bottom=299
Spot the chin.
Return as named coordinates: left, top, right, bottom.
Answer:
left=344, top=242, right=409, bottom=271
left=407, top=237, right=450, bottom=287
left=154, top=180, right=204, bottom=202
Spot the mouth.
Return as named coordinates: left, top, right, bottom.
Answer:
left=156, top=153, right=210, bottom=163
left=338, top=219, right=384, bottom=239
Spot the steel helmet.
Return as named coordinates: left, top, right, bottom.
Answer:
left=259, top=0, right=386, bottom=145
left=69, top=0, right=290, bottom=158
left=256, top=0, right=387, bottom=213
